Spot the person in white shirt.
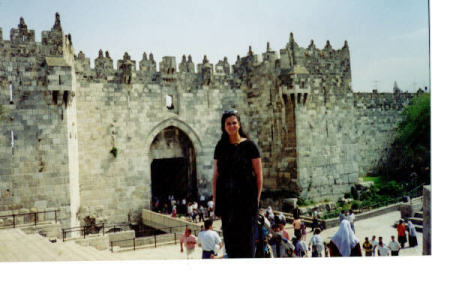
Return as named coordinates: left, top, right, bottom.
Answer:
left=207, top=199, right=214, bottom=218
left=187, top=203, right=193, bottom=220
left=308, top=228, right=324, bottom=257
left=387, top=235, right=401, bottom=256
left=197, top=219, right=222, bottom=259
left=377, top=237, right=390, bottom=256
left=181, top=198, right=187, bottom=215
left=370, top=235, right=378, bottom=256
left=295, top=237, right=308, bottom=257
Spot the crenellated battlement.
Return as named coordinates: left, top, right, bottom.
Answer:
left=66, top=30, right=352, bottom=93
left=0, top=13, right=416, bottom=226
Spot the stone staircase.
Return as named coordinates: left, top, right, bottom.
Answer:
left=0, top=227, right=115, bottom=261
left=409, top=196, right=423, bottom=233
left=409, top=210, right=423, bottom=233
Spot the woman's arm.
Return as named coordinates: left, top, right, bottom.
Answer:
left=252, top=158, right=263, bottom=207
left=212, top=159, right=219, bottom=213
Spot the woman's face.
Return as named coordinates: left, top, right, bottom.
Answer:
left=224, top=115, right=240, bottom=136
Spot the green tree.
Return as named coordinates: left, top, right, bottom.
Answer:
left=381, top=92, right=430, bottom=185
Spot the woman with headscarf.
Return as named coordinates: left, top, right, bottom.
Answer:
left=328, top=219, right=362, bottom=257
left=266, top=206, right=275, bottom=221
left=407, top=219, right=418, bottom=247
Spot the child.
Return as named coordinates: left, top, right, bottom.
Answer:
left=308, top=228, right=324, bottom=257
left=362, top=237, right=373, bottom=256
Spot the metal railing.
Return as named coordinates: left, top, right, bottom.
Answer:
left=62, top=222, right=130, bottom=241
left=0, top=210, right=59, bottom=228
left=109, top=224, right=223, bottom=252
left=110, top=232, right=180, bottom=252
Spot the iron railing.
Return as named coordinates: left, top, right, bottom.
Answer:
left=109, top=224, right=223, bottom=252
left=110, top=232, right=179, bottom=252
left=62, top=222, right=130, bottom=241
left=0, top=210, right=59, bottom=228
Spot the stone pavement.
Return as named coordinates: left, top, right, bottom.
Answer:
left=0, top=210, right=422, bottom=262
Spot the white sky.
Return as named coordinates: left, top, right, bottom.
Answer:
left=0, top=0, right=430, bottom=92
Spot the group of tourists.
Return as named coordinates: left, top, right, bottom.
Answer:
left=153, top=193, right=216, bottom=223
left=178, top=109, right=419, bottom=260
left=178, top=211, right=419, bottom=260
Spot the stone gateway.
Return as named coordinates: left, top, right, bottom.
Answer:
left=0, top=14, right=412, bottom=228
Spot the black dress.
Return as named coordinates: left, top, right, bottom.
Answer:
left=214, top=139, right=260, bottom=258
left=328, top=241, right=362, bottom=257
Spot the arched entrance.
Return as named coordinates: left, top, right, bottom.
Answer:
left=149, top=126, right=198, bottom=208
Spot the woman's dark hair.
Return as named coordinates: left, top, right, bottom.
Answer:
left=220, top=110, right=249, bottom=143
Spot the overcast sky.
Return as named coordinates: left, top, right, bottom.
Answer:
left=0, top=0, right=430, bottom=92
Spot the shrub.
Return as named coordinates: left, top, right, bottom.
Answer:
left=378, top=180, right=404, bottom=197
left=351, top=200, right=362, bottom=210
left=342, top=203, right=351, bottom=211
left=297, top=198, right=314, bottom=207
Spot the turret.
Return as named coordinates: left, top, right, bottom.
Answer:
left=41, top=13, right=65, bottom=56
left=10, top=17, right=35, bottom=44
left=118, top=52, right=136, bottom=84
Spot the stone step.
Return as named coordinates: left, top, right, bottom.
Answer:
left=0, top=228, right=116, bottom=261
left=409, top=217, right=423, bottom=226
left=414, top=211, right=423, bottom=219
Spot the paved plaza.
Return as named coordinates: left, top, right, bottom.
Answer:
left=0, top=209, right=422, bottom=262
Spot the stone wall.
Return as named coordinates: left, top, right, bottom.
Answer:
left=142, top=209, right=202, bottom=233
left=0, top=14, right=415, bottom=227
left=74, top=77, right=246, bottom=223
left=353, top=92, right=412, bottom=176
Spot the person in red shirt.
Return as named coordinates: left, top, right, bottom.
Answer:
left=397, top=219, right=407, bottom=248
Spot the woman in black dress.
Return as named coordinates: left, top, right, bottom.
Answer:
left=212, top=110, right=263, bottom=258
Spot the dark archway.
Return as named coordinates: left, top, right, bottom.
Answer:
left=149, top=126, right=198, bottom=208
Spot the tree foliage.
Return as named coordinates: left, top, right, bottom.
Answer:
left=380, top=92, right=430, bottom=184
